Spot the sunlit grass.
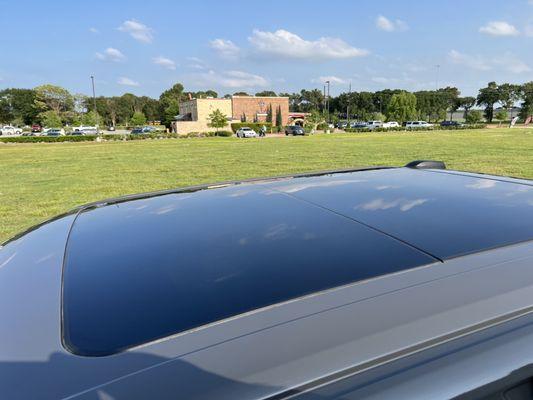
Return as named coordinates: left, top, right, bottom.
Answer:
left=1, top=127, right=532, bottom=242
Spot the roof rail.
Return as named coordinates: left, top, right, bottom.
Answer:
left=405, top=160, right=446, bottom=170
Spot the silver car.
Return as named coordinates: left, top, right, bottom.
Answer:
left=1, top=160, right=532, bottom=399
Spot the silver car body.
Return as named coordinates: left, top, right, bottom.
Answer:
left=1, top=165, right=532, bottom=399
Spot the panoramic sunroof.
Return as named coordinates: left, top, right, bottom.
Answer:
left=62, top=184, right=434, bottom=356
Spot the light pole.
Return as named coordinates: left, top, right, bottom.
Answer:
left=347, top=81, right=351, bottom=126
left=90, top=75, right=99, bottom=135
left=326, top=80, right=330, bottom=124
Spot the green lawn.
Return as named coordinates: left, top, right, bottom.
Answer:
left=1, top=127, right=532, bottom=242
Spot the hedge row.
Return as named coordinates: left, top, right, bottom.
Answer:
left=0, top=135, right=97, bottom=143
left=0, top=131, right=235, bottom=143
left=344, top=124, right=486, bottom=133
left=230, top=122, right=272, bottom=133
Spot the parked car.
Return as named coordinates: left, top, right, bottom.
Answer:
left=107, top=125, right=116, bottom=131
left=366, top=121, right=383, bottom=130
left=130, top=127, right=146, bottom=135
left=382, top=121, right=400, bottom=128
left=441, top=120, right=464, bottom=127
left=236, top=127, right=257, bottom=138
left=46, top=128, right=65, bottom=136
left=405, top=121, right=434, bottom=129
left=350, top=121, right=368, bottom=128
left=31, top=124, right=42, bottom=133
left=285, top=125, right=305, bottom=136
left=142, top=126, right=157, bottom=133
left=1, top=160, right=532, bottom=399
left=339, top=121, right=350, bottom=129
left=81, top=127, right=98, bottom=135
left=0, top=125, right=22, bottom=136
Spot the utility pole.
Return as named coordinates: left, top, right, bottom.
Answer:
left=90, top=75, right=99, bottom=135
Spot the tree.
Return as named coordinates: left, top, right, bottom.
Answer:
left=207, top=109, right=228, bottom=131
left=304, top=109, right=325, bottom=131
left=81, top=110, right=102, bottom=126
left=299, top=89, right=324, bottom=112
left=0, top=88, right=38, bottom=124
left=34, top=84, right=73, bottom=114
left=275, top=105, right=283, bottom=130
left=498, top=83, right=520, bottom=118
left=255, top=91, right=277, bottom=97
left=233, top=92, right=249, bottom=96
left=266, top=104, right=273, bottom=123
left=130, top=111, right=146, bottom=126
left=159, top=83, right=187, bottom=126
left=386, top=92, right=417, bottom=123
left=459, top=96, right=476, bottom=120
left=477, top=82, right=499, bottom=122
left=519, top=82, right=533, bottom=121
left=494, top=109, right=508, bottom=124
left=465, top=110, right=483, bottom=124
left=241, top=112, right=247, bottom=122
left=40, top=110, right=62, bottom=128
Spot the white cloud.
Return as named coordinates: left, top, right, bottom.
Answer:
left=479, top=21, right=519, bottom=36
left=311, top=76, right=348, bottom=84
left=209, top=39, right=240, bottom=59
left=248, top=29, right=368, bottom=61
left=448, top=50, right=491, bottom=70
left=95, top=47, right=126, bottom=62
left=117, top=77, right=140, bottom=86
left=152, top=56, right=176, bottom=70
left=118, top=19, right=153, bottom=43
left=194, top=70, right=268, bottom=88
left=89, top=27, right=99, bottom=34
left=449, top=49, right=530, bottom=74
left=186, top=56, right=208, bottom=70
left=375, top=15, right=408, bottom=32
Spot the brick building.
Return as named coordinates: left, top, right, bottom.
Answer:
left=172, top=96, right=289, bottom=134
left=231, top=96, right=289, bottom=126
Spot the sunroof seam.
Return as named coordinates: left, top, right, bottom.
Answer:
left=259, top=183, right=444, bottom=263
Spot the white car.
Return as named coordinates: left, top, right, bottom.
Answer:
left=236, top=127, right=258, bottom=138
left=0, top=125, right=23, bottom=136
left=383, top=121, right=400, bottom=128
left=405, top=121, right=434, bottom=129
left=366, top=121, right=383, bottom=129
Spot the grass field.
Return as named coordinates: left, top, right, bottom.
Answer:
left=1, top=127, right=532, bottom=242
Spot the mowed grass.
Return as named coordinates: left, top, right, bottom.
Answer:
left=1, top=127, right=532, bottom=242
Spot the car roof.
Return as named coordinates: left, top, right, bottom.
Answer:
left=60, top=165, right=533, bottom=356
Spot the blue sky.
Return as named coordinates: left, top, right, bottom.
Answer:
left=1, top=0, right=532, bottom=97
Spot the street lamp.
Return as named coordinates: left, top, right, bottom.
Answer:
left=325, top=80, right=330, bottom=124
left=90, top=75, right=99, bottom=135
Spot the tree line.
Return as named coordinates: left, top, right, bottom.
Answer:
left=1, top=81, right=532, bottom=128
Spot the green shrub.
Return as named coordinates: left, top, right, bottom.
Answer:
left=230, top=122, right=272, bottom=133
left=215, top=130, right=233, bottom=137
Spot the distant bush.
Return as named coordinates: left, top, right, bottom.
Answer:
left=344, top=124, right=486, bottom=133
left=230, top=122, right=272, bottom=133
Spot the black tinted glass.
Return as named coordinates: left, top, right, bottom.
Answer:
left=63, top=185, right=433, bottom=356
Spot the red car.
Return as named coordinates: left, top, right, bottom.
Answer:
left=31, top=124, right=42, bottom=133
